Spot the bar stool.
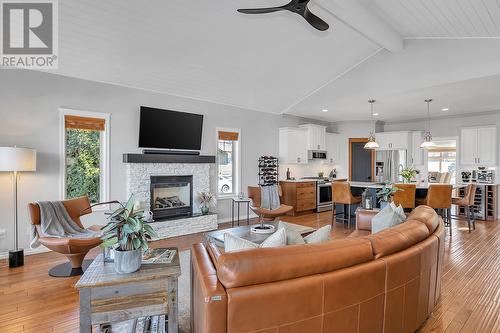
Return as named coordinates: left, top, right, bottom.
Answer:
left=416, top=184, right=453, bottom=235
left=332, top=182, right=361, bottom=228
left=393, top=183, right=416, bottom=210
left=451, top=183, right=477, bottom=233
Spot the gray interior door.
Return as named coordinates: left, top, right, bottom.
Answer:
left=351, top=142, right=373, bottom=182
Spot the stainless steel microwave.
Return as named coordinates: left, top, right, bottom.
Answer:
left=308, top=150, right=327, bottom=160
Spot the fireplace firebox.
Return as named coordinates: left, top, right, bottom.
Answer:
left=150, top=175, right=193, bottom=220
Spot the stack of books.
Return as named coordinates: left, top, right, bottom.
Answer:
left=98, top=315, right=168, bottom=333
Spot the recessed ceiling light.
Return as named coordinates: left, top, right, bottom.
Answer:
left=373, top=113, right=379, bottom=116
left=322, top=109, right=328, bottom=112
left=441, top=108, right=449, bottom=111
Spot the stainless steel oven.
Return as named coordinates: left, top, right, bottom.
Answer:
left=317, top=182, right=332, bottom=212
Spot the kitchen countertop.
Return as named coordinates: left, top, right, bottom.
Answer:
left=350, top=181, right=468, bottom=189
left=280, top=178, right=348, bottom=183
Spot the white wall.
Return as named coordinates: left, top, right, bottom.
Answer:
left=0, top=70, right=327, bottom=253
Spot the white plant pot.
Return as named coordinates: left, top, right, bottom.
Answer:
left=114, top=248, right=142, bottom=274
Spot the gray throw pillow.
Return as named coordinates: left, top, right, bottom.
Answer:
left=303, top=225, right=331, bottom=244
left=372, top=202, right=406, bottom=234
left=278, top=221, right=306, bottom=245
left=224, top=228, right=286, bottom=252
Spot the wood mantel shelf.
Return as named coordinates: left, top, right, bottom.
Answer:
left=123, top=153, right=215, bottom=164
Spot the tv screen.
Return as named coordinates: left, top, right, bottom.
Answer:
left=139, top=107, right=204, bottom=150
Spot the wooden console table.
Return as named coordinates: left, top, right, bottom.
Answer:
left=75, top=249, right=181, bottom=333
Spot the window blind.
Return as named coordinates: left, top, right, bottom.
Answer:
left=218, top=131, right=239, bottom=141
left=65, top=115, right=105, bottom=131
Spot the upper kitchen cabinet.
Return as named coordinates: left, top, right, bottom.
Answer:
left=460, top=126, right=497, bottom=166
left=279, top=127, right=308, bottom=164
left=410, top=131, right=425, bottom=166
left=375, top=131, right=410, bottom=150
left=299, top=124, right=326, bottom=151
left=326, top=132, right=339, bottom=164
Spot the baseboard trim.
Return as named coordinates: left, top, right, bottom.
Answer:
left=0, top=246, right=50, bottom=259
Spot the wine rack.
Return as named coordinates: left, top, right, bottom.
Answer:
left=258, top=156, right=278, bottom=186
left=458, top=184, right=498, bottom=221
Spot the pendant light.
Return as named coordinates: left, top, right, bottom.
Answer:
left=420, top=98, right=436, bottom=148
left=364, top=99, right=379, bottom=149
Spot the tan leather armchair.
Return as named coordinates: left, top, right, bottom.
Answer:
left=28, top=196, right=102, bottom=277
left=247, top=186, right=293, bottom=220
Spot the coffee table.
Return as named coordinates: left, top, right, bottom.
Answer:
left=206, top=221, right=315, bottom=247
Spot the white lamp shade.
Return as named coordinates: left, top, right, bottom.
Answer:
left=0, top=147, right=37, bottom=171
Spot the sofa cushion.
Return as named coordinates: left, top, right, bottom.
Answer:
left=224, top=228, right=286, bottom=252
left=215, top=238, right=374, bottom=288
left=366, top=220, right=430, bottom=259
left=406, top=205, right=441, bottom=233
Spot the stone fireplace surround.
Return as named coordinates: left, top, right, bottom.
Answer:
left=125, top=158, right=218, bottom=239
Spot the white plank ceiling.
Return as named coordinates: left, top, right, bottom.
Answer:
left=33, top=0, right=500, bottom=122
left=367, top=0, right=500, bottom=38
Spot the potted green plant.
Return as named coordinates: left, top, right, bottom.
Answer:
left=376, top=182, right=401, bottom=209
left=400, top=167, right=417, bottom=183
left=99, top=196, right=157, bottom=274
left=198, top=192, right=215, bottom=214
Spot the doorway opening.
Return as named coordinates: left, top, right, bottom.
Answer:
left=427, top=138, right=457, bottom=184
left=349, top=138, right=375, bottom=182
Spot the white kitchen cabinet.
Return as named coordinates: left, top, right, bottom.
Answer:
left=410, top=131, right=425, bottom=166
left=299, top=124, right=326, bottom=151
left=325, top=132, right=339, bottom=164
left=375, top=132, right=410, bottom=150
left=279, top=127, right=307, bottom=164
left=460, top=126, right=497, bottom=166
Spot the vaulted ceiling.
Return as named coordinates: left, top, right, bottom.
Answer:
left=47, top=0, right=500, bottom=122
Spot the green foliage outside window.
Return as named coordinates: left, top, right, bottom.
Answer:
left=65, top=129, right=101, bottom=203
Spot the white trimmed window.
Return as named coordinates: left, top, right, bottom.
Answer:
left=60, top=109, right=110, bottom=204
left=216, top=128, right=241, bottom=197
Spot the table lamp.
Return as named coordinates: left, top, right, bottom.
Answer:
left=0, top=147, right=36, bottom=268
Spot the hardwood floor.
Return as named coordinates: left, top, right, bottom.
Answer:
left=1, top=212, right=499, bottom=332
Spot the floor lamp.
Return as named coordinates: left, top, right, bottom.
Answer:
left=0, top=147, right=37, bottom=268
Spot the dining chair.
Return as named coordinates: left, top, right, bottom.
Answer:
left=416, top=184, right=453, bottom=235
left=332, top=182, right=361, bottom=229
left=451, top=183, right=477, bottom=233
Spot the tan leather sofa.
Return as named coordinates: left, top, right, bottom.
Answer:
left=191, top=205, right=444, bottom=333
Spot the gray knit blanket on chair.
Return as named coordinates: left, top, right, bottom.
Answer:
left=30, top=201, right=99, bottom=248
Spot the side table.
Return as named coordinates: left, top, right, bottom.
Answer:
left=75, top=248, right=181, bottom=333
left=231, top=197, right=251, bottom=227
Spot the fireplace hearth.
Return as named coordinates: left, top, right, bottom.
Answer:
left=150, top=175, right=193, bottom=220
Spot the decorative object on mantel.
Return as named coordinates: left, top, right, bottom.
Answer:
left=420, top=98, right=436, bottom=149
left=400, top=167, right=417, bottom=184
left=0, top=146, right=36, bottom=268
left=258, top=156, right=279, bottom=185
left=198, top=192, right=215, bottom=215
left=98, top=196, right=157, bottom=274
left=376, top=182, right=401, bottom=209
left=364, top=99, right=380, bottom=149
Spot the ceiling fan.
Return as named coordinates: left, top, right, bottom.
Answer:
left=237, top=0, right=329, bottom=31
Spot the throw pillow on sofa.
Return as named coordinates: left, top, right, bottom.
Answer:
left=372, top=202, right=406, bottom=234
left=224, top=228, right=286, bottom=252
left=278, top=222, right=331, bottom=245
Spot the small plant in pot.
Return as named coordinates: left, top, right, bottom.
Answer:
left=198, top=192, right=215, bottom=215
left=99, top=196, right=157, bottom=274
left=376, top=182, right=401, bottom=209
left=400, top=167, right=417, bottom=184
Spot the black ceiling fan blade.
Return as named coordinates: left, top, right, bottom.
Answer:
left=303, top=7, right=329, bottom=31
left=237, top=7, right=284, bottom=14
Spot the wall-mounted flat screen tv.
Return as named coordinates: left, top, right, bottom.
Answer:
left=139, top=106, right=204, bottom=150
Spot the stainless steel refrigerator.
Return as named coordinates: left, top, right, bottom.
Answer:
left=375, top=150, right=407, bottom=183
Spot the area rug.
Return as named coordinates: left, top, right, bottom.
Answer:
left=178, top=250, right=191, bottom=333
